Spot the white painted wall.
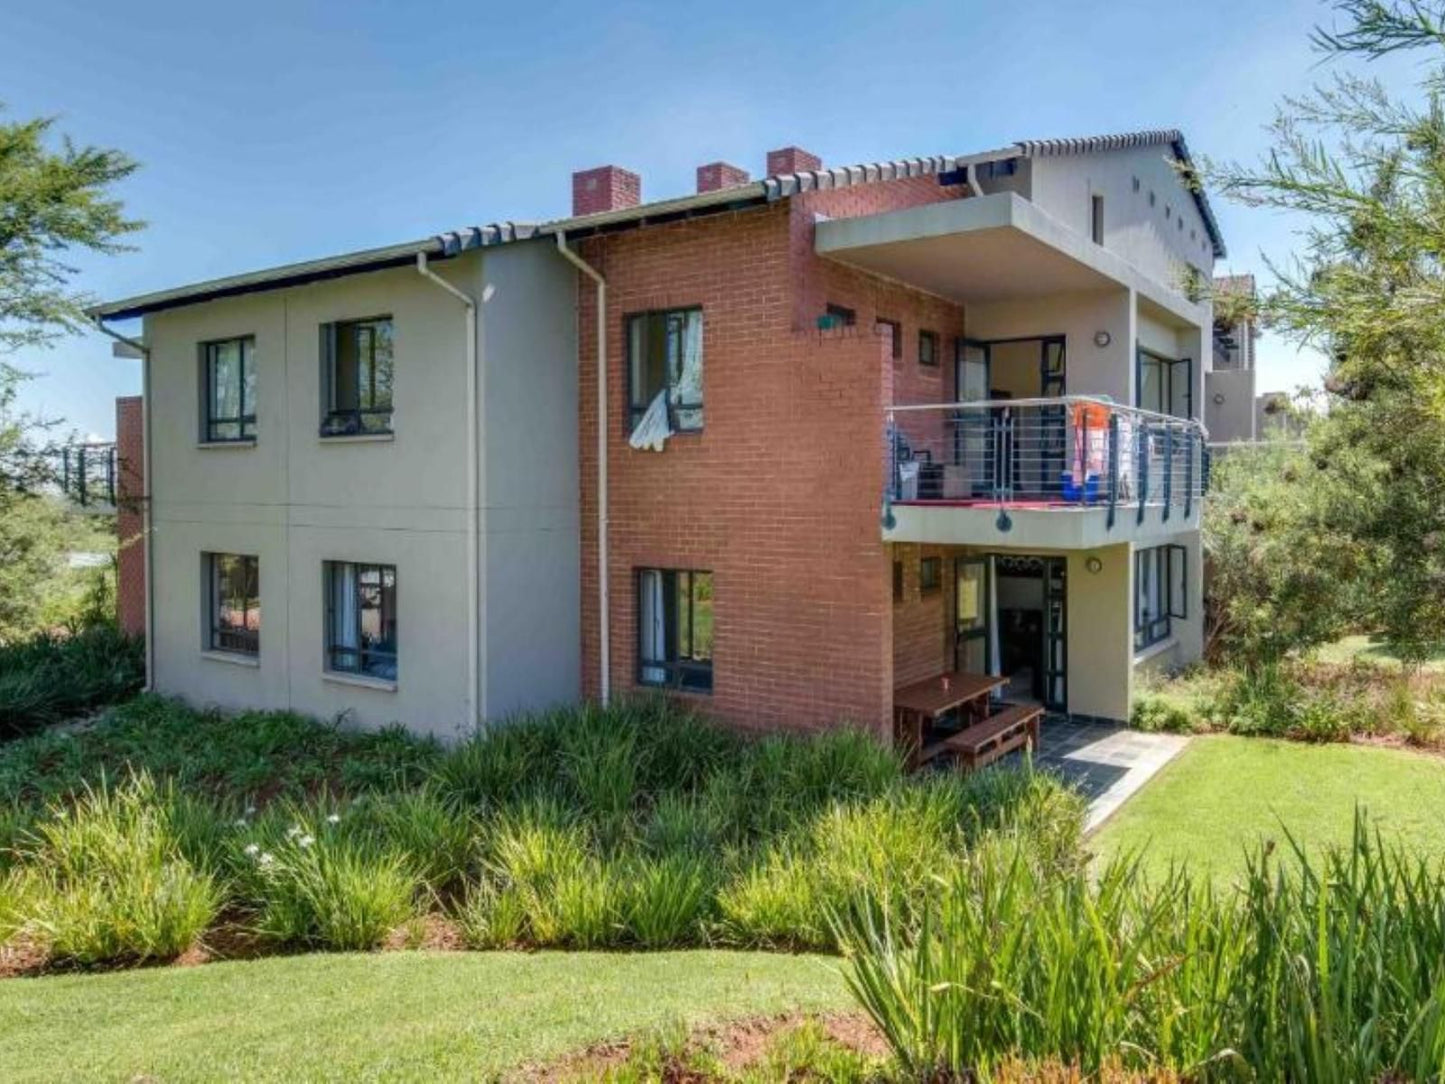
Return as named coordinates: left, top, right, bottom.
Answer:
left=1029, top=146, right=1217, bottom=289
left=143, top=241, right=579, bottom=739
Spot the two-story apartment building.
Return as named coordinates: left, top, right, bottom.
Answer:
left=95, top=128, right=1222, bottom=742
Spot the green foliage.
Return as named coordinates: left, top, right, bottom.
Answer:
left=14, top=773, right=221, bottom=965
left=246, top=820, right=419, bottom=951
left=0, top=623, right=144, bottom=737
left=1208, top=1, right=1445, bottom=669
left=838, top=811, right=1445, bottom=1078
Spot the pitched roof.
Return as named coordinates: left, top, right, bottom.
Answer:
left=92, top=128, right=1226, bottom=321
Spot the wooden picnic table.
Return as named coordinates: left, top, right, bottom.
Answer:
left=893, top=669, right=1009, bottom=770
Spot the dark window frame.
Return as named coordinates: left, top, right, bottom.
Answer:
left=1136, top=347, right=1194, bottom=420
left=918, top=329, right=939, bottom=368
left=624, top=307, right=705, bottom=436
left=206, top=552, right=259, bottom=656
left=320, top=316, right=395, bottom=437
left=324, top=560, right=399, bottom=680
left=919, top=555, right=942, bottom=595
left=892, top=560, right=904, bottom=604
left=1134, top=544, right=1187, bottom=651
left=201, top=336, right=257, bottom=443
left=822, top=303, right=856, bottom=329
left=876, top=317, right=902, bottom=360
left=1091, top=193, right=1105, bottom=245
left=636, top=567, right=714, bottom=694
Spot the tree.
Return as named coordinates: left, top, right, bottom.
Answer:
left=1208, top=0, right=1445, bottom=666
left=0, top=109, right=140, bottom=639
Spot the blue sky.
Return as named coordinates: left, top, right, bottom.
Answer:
left=5, top=0, right=1424, bottom=439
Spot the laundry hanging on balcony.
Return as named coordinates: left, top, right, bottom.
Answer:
left=629, top=390, right=674, bottom=452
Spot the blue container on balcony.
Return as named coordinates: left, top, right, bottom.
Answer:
left=1060, top=471, right=1100, bottom=503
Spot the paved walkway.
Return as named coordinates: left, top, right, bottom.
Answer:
left=1024, top=717, right=1190, bottom=831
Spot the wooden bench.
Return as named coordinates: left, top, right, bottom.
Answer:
left=921, top=702, right=1044, bottom=771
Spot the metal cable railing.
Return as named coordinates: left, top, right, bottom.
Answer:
left=58, top=442, right=118, bottom=508
left=885, top=397, right=1208, bottom=526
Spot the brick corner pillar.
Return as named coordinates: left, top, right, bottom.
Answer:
left=115, top=395, right=146, bottom=637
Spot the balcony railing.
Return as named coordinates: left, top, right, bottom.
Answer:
left=58, top=442, right=118, bottom=509
left=886, top=397, right=1208, bottom=527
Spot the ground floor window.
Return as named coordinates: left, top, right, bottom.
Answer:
left=206, top=552, right=259, bottom=655
left=325, top=561, right=398, bottom=680
left=637, top=568, right=713, bottom=693
left=1134, top=544, right=1187, bottom=651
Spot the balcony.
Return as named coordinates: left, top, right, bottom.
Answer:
left=884, top=397, right=1207, bottom=548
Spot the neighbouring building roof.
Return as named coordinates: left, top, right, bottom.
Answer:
left=91, top=128, right=1227, bottom=322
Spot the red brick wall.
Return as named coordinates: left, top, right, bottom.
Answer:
left=575, top=176, right=969, bottom=735
left=115, top=396, right=145, bottom=638
left=891, top=544, right=955, bottom=687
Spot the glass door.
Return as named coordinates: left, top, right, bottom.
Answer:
left=1041, top=557, right=1067, bottom=711
left=954, top=556, right=990, bottom=673
left=1037, top=337, right=1067, bottom=499
left=954, top=340, right=993, bottom=498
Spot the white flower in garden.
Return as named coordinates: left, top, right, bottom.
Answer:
left=258, top=852, right=276, bottom=868
left=299, top=834, right=316, bottom=848
left=326, top=813, right=341, bottom=825
left=244, top=843, right=260, bottom=857
left=234, top=819, right=249, bottom=828
left=245, top=805, right=257, bottom=816
left=286, top=825, right=303, bottom=839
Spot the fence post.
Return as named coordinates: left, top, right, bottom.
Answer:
left=1136, top=421, right=1149, bottom=526
left=1162, top=422, right=1173, bottom=522
left=1184, top=429, right=1194, bottom=520
left=1107, top=413, right=1119, bottom=530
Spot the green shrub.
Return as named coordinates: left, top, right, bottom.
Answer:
left=620, top=852, right=713, bottom=948
left=717, top=847, right=824, bottom=950
left=17, top=774, right=221, bottom=965
left=431, top=717, right=550, bottom=808
left=837, top=810, right=1445, bottom=1080
left=250, top=828, right=418, bottom=951
left=454, top=878, right=528, bottom=949
left=351, top=786, right=478, bottom=894
left=0, top=624, right=144, bottom=739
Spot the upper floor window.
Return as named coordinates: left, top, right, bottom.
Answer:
left=206, top=552, right=259, bottom=655
left=321, top=317, right=393, bottom=436
left=876, top=317, right=902, bottom=360
left=325, top=561, right=398, bottom=681
left=202, top=337, right=256, bottom=443
left=918, top=329, right=939, bottom=368
left=1134, top=544, right=1186, bottom=651
left=1137, top=349, right=1192, bottom=419
left=821, top=303, right=856, bottom=329
left=1090, top=194, right=1105, bottom=245
left=637, top=567, right=713, bottom=693
left=626, top=308, right=703, bottom=434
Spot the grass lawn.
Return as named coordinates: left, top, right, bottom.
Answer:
left=1314, top=633, right=1445, bottom=672
left=0, top=950, right=849, bottom=1083
left=1091, top=735, right=1445, bottom=882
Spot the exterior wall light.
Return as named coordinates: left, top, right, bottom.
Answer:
left=1085, top=556, right=1103, bottom=574
left=1093, top=330, right=1112, bottom=348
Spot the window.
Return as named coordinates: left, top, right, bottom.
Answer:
left=1090, top=194, right=1105, bottom=245
left=918, top=329, right=938, bottom=368
left=919, top=555, right=942, bottom=595
left=1137, top=349, right=1193, bottom=419
left=637, top=568, right=713, bottom=693
left=1134, top=545, right=1187, bottom=651
left=206, top=553, right=259, bottom=655
left=821, top=303, right=856, bottom=329
left=892, top=560, right=904, bottom=603
left=321, top=317, right=394, bottom=436
left=202, top=337, right=256, bottom=442
left=626, top=308, right=703, bottom=434
left=325, top=561, right=398, bottom=680
left=876, top=317, right=902, bottom=360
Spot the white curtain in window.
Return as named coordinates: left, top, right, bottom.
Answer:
left=639, top=570, right=667, bottom=684
left=332, top=563, right=359, bottom=658
left=672, top=312, right=703, bottom=419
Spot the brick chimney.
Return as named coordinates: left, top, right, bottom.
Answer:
left=572, top=165, right=641, bottom=217
left=696, top=161, right=750, bottom=193
left=766, top=146, right=822, bottom=176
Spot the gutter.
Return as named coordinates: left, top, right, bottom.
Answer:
left=415, top=253, right=482, bottom=730
left=91, top=318, right=155, bottom=693
left=553, top=233, right=610, bottom=706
